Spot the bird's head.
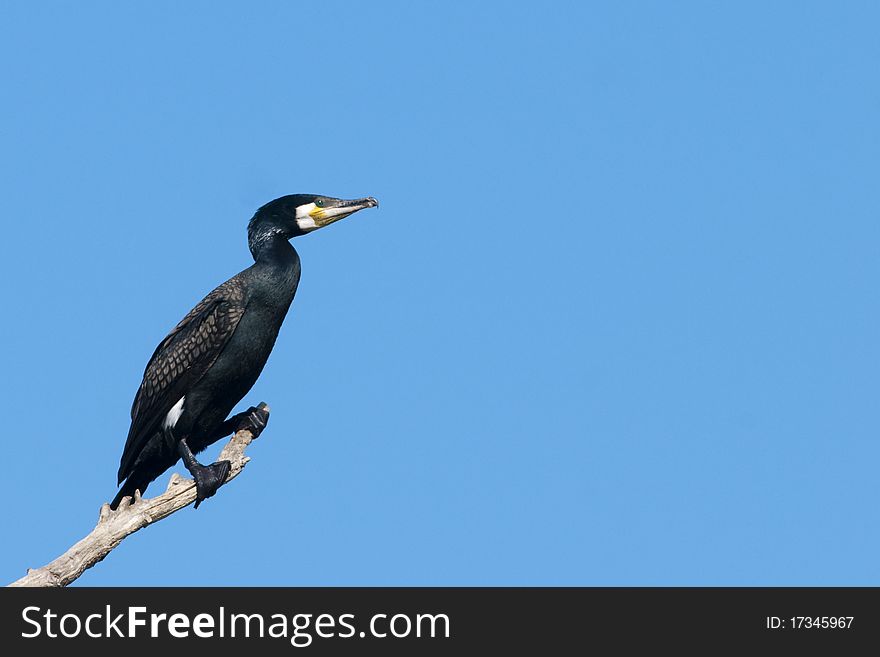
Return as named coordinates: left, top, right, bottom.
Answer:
left=248, top=194, right=379, bottom=255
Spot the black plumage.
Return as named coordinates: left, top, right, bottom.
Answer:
left=111, top=193, right=378, bottom=509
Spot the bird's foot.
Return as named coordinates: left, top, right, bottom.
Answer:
left=235, top=402, right=270, bottom=438
left=191, top=460, right=231, bottom=509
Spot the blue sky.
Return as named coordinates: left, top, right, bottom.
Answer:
left=1, top=1, right=878, bottom=586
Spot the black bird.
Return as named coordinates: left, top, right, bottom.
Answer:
left=111, top=194, right=378, bottom=509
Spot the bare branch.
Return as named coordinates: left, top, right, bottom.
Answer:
left=7, top=408, right=268, bottom=588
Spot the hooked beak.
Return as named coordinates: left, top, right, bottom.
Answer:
left=308, top=196, right=379, bottom=229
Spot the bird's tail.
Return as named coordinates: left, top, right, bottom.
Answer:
left=110, top=476, right=151, bottom=510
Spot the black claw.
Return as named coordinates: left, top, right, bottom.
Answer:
left=192, top=460, right=231, bottom=509
left=236, top=403, right=270, bottom=438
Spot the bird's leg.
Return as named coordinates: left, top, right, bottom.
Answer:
left=204, top=402, right=271, bottom=446
left=176, top=436, right=231, bottom=509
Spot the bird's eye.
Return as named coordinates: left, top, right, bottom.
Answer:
left=314, top=199, right=325, bottom=208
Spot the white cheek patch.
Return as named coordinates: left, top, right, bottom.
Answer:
left=295, top=202, right=318, bottom=231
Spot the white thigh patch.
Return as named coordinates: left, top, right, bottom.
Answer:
left=163, top=396, right=186, bottom=429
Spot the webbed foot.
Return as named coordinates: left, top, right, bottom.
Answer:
left=235, top=402, right=270, bottom=438
left=191, top=460, right=231, bottom=509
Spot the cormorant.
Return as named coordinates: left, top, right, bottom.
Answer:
left=110, top=194, right=378, bottom=509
